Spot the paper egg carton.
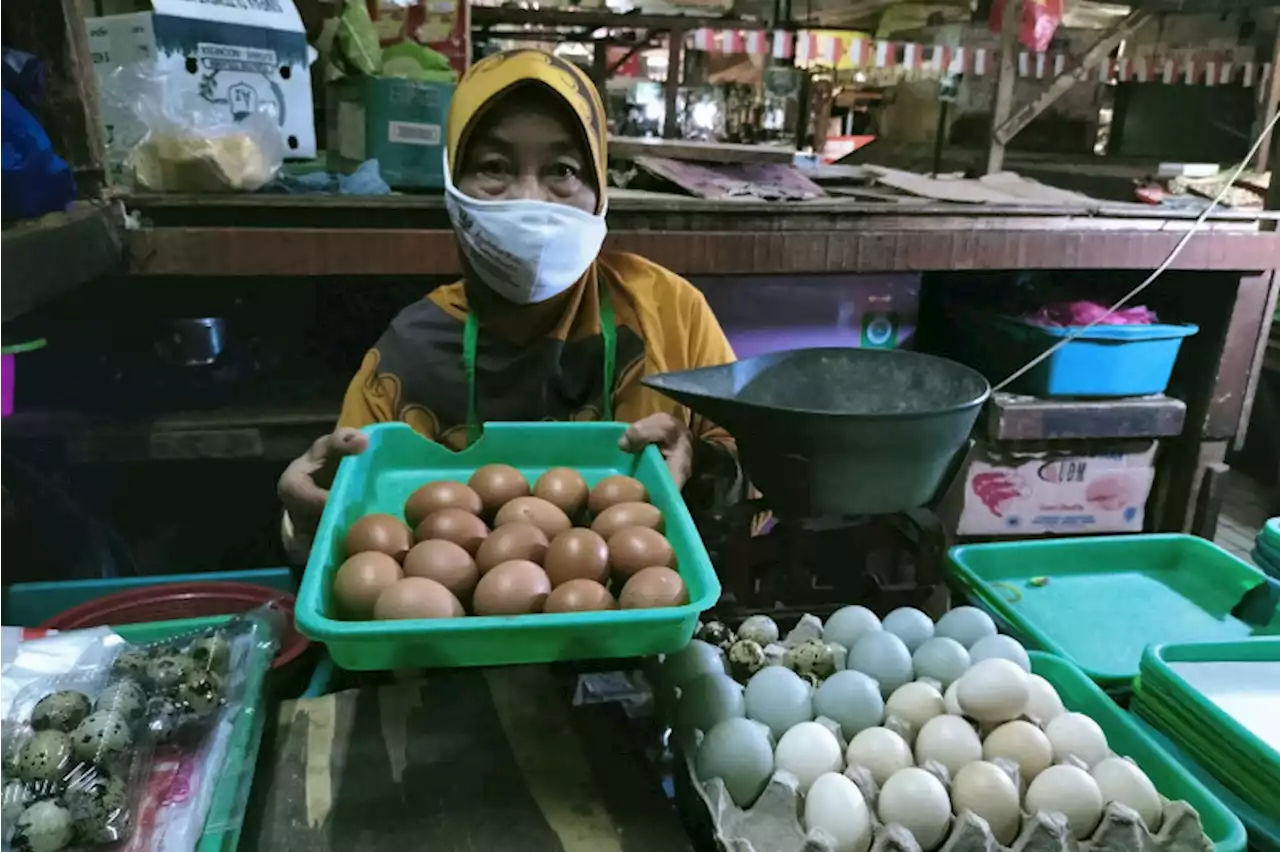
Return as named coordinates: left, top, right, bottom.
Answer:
left=681, top=754, right=1215, bottom=852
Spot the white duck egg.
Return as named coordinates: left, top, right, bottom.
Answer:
left=882, top=607, right=935, bottom=653
left=677, top=672, right=745, bottom=735
left=805, top=772, right=873, bottom=852
left=1091, top=757, right=1162, bottom=830
left=885, top=681, right=946, bottom=731
left=935, top=607, right=997, bottom=649
left=695, top=717, right=775, bottom=808
left=824, top=606, right=882, bottom=651
left=944, top=681, right=963, bottom=715
left=982, top=720, right=1053, bottom=782
left=664, top=640, right=727, bottom=689
left=744, top=666, right=813, bottom=739
left=914, top=714, right=982, bottom=776
left=847, top=632, right=914, bottom=698
left=1045, top=712, right=1109, bottom=767
left=1025, top=764, right=1104, bottom=840
left=814, top=670, right=884, bottom=739
left=952, top=760, right=1022, bottom=845
left=969, top=635, right=1031, bottom=672
left=845, top=726, right=914, bottom=785
left=913, top=637, right=971, bottom=688
left=878, top=767, right=953, bottom=851
left=775, top=721, right=844, bottom=794
left=1024, top=675, right=1066, bottom=725
left=955, top=658, right=1030, bottom=723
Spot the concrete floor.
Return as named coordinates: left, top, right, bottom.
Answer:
left=1213, top=470, right=1274, bottom=562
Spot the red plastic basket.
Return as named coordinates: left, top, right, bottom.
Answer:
left=40, top=582, right=309, bottom=670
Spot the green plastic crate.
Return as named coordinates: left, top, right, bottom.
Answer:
left=948, top=535, right=1279, bottom=688
left=1030, top=652, right=1246, bottom=852
left=296, top=422, right=721, bottom=670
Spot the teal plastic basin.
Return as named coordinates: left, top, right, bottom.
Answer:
left=296, top=422, right=721, bottom=670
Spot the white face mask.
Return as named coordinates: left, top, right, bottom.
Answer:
left=444, top=162, right=607, bottom=305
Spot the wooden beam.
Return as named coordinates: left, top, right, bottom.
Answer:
left=1, top=0, right=108, bottom=196
left=1136, top=0, right=1280, bottom=10
left=663, top=29, right=684, bottom=139
left=1257, top=35, right=1280, bottom=175
left=470, top=6, right=770, bottom=31
left=995, top=11, right=1152, bottom=147
left=985, top=0, right=1020, bottom=174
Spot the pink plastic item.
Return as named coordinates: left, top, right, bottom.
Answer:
left=1024, top=301, right=1158, bottom=328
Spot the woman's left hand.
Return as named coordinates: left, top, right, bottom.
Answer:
left=619, top=413, right=694, bottom=490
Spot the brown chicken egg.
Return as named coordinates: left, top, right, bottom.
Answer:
left=608, top=526, right=675, bottom=579
left=469, top=464, right=530, bottom=516
left=544, top=579, right=618, bottom=613
left=493, top=496, right=572, bottom=539
left=588, top=475, right=649, bottom=515
left=333, top=551, right=403, bottom=618
left=404, top=481, right=483, bottom=527
left=590, top=502, right=665, bottom=541
left=344, top=514, right=414, bottom=561
left=472, top=559, right=552, bottom=615
left=373, top=577, right=465, bottom=620
left=543, top=528, right=610, bottom=587
left=414, top=508, right=489, bottom=554
left=475, top=522, right=550, bottom=574
left=402, top=539, right=479, bottom=600
left=533, top=467, right=589, bottom=518
left=619, top=567, right=688, bottom=609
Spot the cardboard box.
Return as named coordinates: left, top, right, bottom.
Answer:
left=88, top=0, right=316, bottom=161
left=939, top=440, right=1158, bottom=537
left=327, top=77, right=453, bottom=189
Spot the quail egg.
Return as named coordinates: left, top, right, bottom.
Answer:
left=696, top=621, right=735, bottom=649
left=111, top=650, right=151, bottom=682
left=12, top=799, right=74, bottom=852
left=177, top=669, right=225, bottom=717
left=737, top=615, right=780, bottom=646
left=16, top=731, right=74, bottom=784
left=149, top=697, right=185, bottom=743
left=727, top=639, right=767, bottom=680
left=66, top=773, right=129, bottom=844
left=784, top=640, right=838, bottom=679
left=70, top=712, right=132, bottom=767
left=189, top=633, right=231, bottom=672
left=3, top=778, right=33, bottom=824
left=96, top=680, right=148, bottom=725
left=31, top=692, right=91, bottom=733
left=145, top=654, right=191, bottom=692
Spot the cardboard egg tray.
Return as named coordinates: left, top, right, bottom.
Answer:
left=676, top=752, right=1216, bottom=852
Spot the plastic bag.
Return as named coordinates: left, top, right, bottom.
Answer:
left=102, top=63, right=284, bottom=193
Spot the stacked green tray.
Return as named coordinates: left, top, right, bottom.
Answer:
left=1255, top=518, right=1280, bottom=578
left=948, top=535, right=1280, bottom=690
left=1028, top=653, right=1244, bottom=852
left=1133, top=638, right=1280, bottom=840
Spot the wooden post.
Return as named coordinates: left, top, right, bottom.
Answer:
left=1258, top=35, right=1280, bottom=178
left=986, top=0, right=1019, bottom=174
left=664, top=28, right=685, bottom=139
left=592, top=38, right=609, bottom=98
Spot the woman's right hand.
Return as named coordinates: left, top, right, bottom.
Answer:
left=278, top=428, right=369, bottom=552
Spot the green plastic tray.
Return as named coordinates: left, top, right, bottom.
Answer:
left=948, top=535, right=1279, bottom=688
left=1030, top=652, right=1245, bottom=852
left=296, top=422, right=721, bottom=670
left=1263, top=518, right=1279, bottom=550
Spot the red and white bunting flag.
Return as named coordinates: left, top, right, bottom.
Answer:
left=1161, top=58, right=1177, bottom=84
left=1018, top=51, right=1030, bottom=77
left=903, top=42, right=923, bottom=68
left=744, top=30, right=767, bottom=55
left=951, top=46, right=967, bottom=74
left=973, top=48, right=988, bottom=76
left=772, top=30, right=794, bottom=59
left=723, top=30, right=745, bottom=54
left=1242, top=61, right=1255, bottom=86
left=1217, top=62, right=1232, bottom=85
left=1053, top=53, right=1066, bottom=76
left=795, top=32, right=816, bottom=64
left=1204, top=60, right=1216, bottom=86
left=817, top=34, right=842, bottom=64
left=1116, top=57, right=1130, bottom=82
left=1182, top=59, right=1197, bottom=85
left=930, top=45, right=950, bottom=74
left=691, top=29, right=716, bottom=51
left=1133, top=56, right=1149, bottom=82
left=848, top=37, right=869, bottom=66
left=874, top=40, right=895, bottom=67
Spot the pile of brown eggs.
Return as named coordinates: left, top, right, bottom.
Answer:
left=332, top=465, right=689, bottom=621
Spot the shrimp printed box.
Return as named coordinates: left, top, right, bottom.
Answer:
left=941, top=440, right=1158, bottom=537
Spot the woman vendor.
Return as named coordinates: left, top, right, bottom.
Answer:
left=278, top=49, right=741, bottom=555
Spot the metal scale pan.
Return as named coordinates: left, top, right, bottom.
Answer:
left=644, top=347, right=990, bottom=518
